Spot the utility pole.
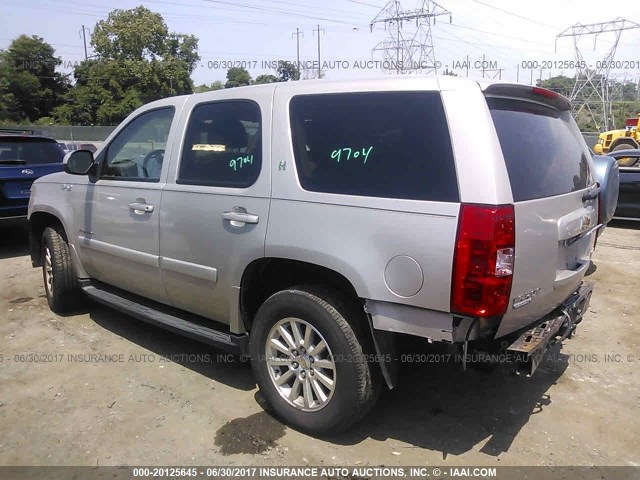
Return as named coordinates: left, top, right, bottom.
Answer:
left=370, top=0, right=452, bottom=75
left=80, top=25, right=89, bottom=60
left=292, top=28, right=304, bottom=70
left=313, top=24, right=324, bottom=78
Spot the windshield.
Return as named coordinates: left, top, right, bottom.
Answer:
left=0, top=138, right=64, bottom=165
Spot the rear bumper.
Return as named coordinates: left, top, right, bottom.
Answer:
left=506, top=281, right=592, bottom=376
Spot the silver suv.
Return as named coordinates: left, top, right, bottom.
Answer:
left=27, top=76, right=618, bottom=434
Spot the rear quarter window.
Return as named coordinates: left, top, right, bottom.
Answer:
left=289, top=92, right=459, bottom=202
left=487, top=98, right=592, bottom=202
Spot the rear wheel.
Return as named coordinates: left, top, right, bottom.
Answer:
left=249, top=285, right=379, bottom=434
left=41, top=226, right=83, bottom=313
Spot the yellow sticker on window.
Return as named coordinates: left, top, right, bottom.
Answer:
left=192, top=144, right=226, bottom=152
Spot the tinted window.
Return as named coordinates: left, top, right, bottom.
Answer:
left=0, top=138, right=64, bottom=165
left=289, top=92, right=458, bottom=202
left=102, top=107, right=174, bottom=181
left=487, top=98, right=591, bottom=202
left=179, top=101, right=262, bottom=188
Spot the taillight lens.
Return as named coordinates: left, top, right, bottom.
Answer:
left=451, top=204, right=515, bottom=317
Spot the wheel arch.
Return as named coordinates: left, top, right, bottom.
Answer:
left=609, top=137, right=639, bottom=150
left=239, top=258, right=361, bottom=333
left=28, top=210, right=66, bottom=267
left=28, top=207, right=87, bottom=279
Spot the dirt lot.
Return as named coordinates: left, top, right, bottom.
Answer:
left=0, top=223, right=638, bottom=467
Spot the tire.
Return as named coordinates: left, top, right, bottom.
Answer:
left=41, top=226, right=83, bottom=313
left=249, top=285, right=379, bottom=435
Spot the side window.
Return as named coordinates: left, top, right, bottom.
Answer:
left=289, top=92, right=459, bottom=202
left=178, top=101, right=262, bottom=188
left=102, top=107, right=175, bottom=181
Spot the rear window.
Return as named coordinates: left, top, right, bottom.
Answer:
left=289, top=92, right=459, bottom=202
left=487, top=98, right=592, bottom=202
left=0, top=138, right=64, bottom=165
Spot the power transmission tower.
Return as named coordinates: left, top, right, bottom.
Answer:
left=370, top=0, right=451, bottom=75
left=556, top=18, right=640, bottom=131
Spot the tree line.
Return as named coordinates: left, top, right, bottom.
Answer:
left=0, top=6, right=301, bottom=126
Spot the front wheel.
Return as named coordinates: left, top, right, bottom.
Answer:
left=41, top=226, right=83, bottom=313
left=249, top=286, right=379, bottom=434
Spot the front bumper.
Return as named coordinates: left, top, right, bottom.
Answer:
left=506, top=281, right=593, bottom=376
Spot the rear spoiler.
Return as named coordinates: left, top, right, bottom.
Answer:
left=482, top=83, right=571, bottom=112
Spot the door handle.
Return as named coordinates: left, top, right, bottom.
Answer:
left=223, top=210, right=259, bottom=225
left=129, top=202, right=154, bottom=213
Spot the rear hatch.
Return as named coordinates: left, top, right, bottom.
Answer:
left=0, top=137, right=64, bottom=211
left=483, top=85, right=599, bottom=337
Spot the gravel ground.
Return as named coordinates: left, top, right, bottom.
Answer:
left=0, top=222, right=638, bottom=467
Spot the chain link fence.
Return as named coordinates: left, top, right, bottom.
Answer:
left=0, top=125, right=116, bottom=143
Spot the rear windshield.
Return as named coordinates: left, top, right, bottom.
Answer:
left=0, top=138, right=64, bottom=165
left=289, top=92, right=459, bottom=202
left=487, top=98, right=592, bottom=202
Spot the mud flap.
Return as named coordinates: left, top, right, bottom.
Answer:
left=364, top=309, right=398, bottom=389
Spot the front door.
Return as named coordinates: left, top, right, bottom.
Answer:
left=77, top=106, right=177, bottom=304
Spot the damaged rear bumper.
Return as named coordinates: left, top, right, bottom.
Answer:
left=506, top=281, right=593, bottom=377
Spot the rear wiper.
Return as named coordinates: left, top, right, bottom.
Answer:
left=0, top=159, right=27, bottom=165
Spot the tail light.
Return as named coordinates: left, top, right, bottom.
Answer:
left=451, top=204, right=515, bottom=317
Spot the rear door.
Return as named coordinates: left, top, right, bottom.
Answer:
left=159, top=93, right=271, bottom=331
left=484, top=87, right=599, bottom=337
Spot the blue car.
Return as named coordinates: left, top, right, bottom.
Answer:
left=0, top=130, right=65, bottom=224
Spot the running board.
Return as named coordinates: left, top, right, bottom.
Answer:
left=81, top=282, right=248, bottom=354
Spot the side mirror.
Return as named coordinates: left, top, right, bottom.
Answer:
left=64, top=150, right=95, bottom=175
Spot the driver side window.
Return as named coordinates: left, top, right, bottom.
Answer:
left=102, top=107, right=175, bottom=181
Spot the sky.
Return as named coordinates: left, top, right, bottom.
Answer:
left=2, top=0, right=640, bottom=86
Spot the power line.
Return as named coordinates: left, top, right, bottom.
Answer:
left=465, top=0, right=560, bottom=30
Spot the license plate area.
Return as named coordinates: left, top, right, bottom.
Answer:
left=507, top=282, right=592, bottom=376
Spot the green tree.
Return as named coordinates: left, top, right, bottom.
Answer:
left=54, top=6, right=199, bottom=125
left=254, top=74, right=278, bottom=84
left=537, top=75, right=574, bottom=97
left=0, top=35, right=69, bottom=122
left=194, top=80, right=225, bottom=93
left=225, top=67, right=252, bottom=88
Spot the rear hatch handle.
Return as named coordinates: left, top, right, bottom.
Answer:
left=581, top=184, right=600, bottom=202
